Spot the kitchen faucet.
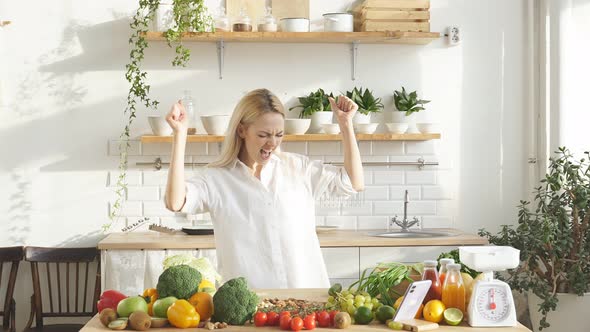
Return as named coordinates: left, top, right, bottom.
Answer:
left=390, top=190, right=420, bottom=232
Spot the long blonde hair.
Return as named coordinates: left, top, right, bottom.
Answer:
left=208, top=89, right=285, bottom=168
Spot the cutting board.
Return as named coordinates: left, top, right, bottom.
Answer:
left=226, top=0, right=267, bottom=30
left=272, top=0, right=310, bottom=19
left=398, top=319, right=439, bottom=331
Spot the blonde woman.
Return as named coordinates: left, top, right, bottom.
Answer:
left=165, top=89, right=364, bottom=288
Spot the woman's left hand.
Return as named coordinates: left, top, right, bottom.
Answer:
left=329, top=95, right=358, bottom=125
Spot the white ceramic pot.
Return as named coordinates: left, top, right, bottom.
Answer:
left=280, top=18, right=310, bottom=32
left=353, top=112, right=371, bottom=124
left=416, top=123, right=439, bottom=134
left=323, top=13, right=354, bottom=32
left=529, top=292, right=590, bottom=332
left=147, top=115, right=173, bottom=136
left=310, top=112, right=333, bottom=133
left=201, top=115, right=230, bottom=135
left=354, top=123, right=379, bottom=134
left=321, top=123, right=341, bottom=134
left=391, top=111, right=418, bottom=133
left=385, top=123, right=409, bottom=134
left=284, top=119, right=311, bottom=135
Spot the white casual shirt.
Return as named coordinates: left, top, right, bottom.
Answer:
left=181, top=152, right=356, bottom=289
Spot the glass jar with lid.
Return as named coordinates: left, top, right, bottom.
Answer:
left=232, top=7, right=252, bottom=32
left=214, top=6, right=230, bottom=32
left=257, top=7, right=277, bottom=32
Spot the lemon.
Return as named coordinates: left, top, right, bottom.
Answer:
left=422, top=300, right=446, bottom=323
left=443, top=308, right=463, bottom=326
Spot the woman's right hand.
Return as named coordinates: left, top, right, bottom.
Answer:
left=166, top=100, right=188, bottom=134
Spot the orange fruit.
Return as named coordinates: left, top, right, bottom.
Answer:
left=393, top=296, right=424, bottom=319
left=422, top=300, right=446, bottom=323
left=188, top=292, right=214, bottom=321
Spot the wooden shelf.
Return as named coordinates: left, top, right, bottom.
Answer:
left=141, top=133, right=441, bottom=143
left=143, top=31, right=440, bottom=44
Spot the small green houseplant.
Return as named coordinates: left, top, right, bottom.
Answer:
left=346, top=87, right=384, bottom=115
left=479, top=147, right=590, bottom=330
left=393, top=87, right=430, bottom=116
left=289, top=88, right=334, bottom=119
left=108, top=0, right=214, bottom=231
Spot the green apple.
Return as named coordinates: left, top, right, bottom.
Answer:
left=152, top=296, right=178, bottom=318
left=116, top=296, right=148, bottom=317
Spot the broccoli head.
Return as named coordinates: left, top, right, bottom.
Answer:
left=212, top=277, right=258, bottom=325
left=156, top=264, right=202, bottom=300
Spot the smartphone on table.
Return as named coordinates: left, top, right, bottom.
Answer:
left=393, top=280, right=432, bottom=322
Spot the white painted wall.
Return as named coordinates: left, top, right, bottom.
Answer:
left=0, top=0, right=531, bottom=329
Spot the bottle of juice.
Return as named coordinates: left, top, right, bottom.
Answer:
left=442, top=263, right=466, bottom=313
left=438, top=258, right=454, bottom=285
left=421, top=260, right=442, bottom=303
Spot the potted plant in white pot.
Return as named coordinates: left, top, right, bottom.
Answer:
left=392, top=87, right=430, bottom=133
left=346, top=87, right=384, bottom=124
left=479, top=147, right=590, bottom=332
left=289, top=88, right=334, bottom=133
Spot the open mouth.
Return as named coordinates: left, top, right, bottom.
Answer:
left=260, top=149, right=272, bottom=160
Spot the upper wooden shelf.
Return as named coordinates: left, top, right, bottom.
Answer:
left=141, top=133, right=441, bottom=143
left=143, top=31, right=440, bottom=45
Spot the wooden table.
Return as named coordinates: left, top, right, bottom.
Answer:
left=80, top=289, right=530, bottom=332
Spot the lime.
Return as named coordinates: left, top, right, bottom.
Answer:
left=387, top=321, right=404, bottom=330
left=353, top=306, right=373, bottom=325
left=376, top=305, right=396, bottom=323
left=443, top=308, right=464, bottom=326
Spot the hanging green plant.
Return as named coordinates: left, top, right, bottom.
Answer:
left=106, top=0, right=214, bottom=232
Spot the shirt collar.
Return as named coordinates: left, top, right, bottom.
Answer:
left=230, top=152, right=281, bottom=169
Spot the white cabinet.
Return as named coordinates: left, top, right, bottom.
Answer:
left=101, top=246, right=457, bottom=293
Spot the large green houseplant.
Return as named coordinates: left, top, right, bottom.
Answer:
left=479, top=147, right=590, bottom=330
left=108, top=0, right=214, bottom=231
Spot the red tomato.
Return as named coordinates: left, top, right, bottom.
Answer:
left=290, top=317, right=304, bottom=331
left=267, top=311, right=280, bottom=326
left=303, top=315, right=316, bottom=330
left=317, top=311, right=331, bottom=328
left=280, top=311, right=292, bottom=319
left=329, top=310, right=339, bottom=326
left=308, top=312, right=317, bottom=320
left=280, top=315, right=292, bottom=330
left=254, top=311, right=268, bottom=327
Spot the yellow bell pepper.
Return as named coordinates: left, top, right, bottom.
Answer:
left=142, top=288, right=159, bottom=316
left=168, top=299, right=200, bottom=328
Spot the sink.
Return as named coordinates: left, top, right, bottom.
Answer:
left=368, top=230, right=458, bottom=238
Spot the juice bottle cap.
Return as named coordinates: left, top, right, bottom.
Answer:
left=423, top=260, right=437, bottom=267
left=439, top=258, right=455, bottom=265
left=447, top=263, right=461, bottom=270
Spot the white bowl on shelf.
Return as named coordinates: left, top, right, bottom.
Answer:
left=416, top=123, right=439, bottom=134
left=321, top=123, right=340, bottom=134
left=147, top=115, right=173, bottom=136
left=201, top=115, right=230, bottom=135
left=354, top=123, right=379, bottom=134
left=385, top=123, right=409, bottom=134
left=284, top=119, right=311, bottom=135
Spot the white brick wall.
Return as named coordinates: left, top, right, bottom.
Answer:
left=108, top=138, right=453, bottom=231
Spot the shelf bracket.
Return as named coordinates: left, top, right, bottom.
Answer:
left=351, top=41, right=359, bottom=81
left=217, top=40, right=225, bottom=79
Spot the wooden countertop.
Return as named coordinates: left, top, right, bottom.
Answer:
left=80, top=289, right=529, bottom=332
left=98, top=229, right=487, bottom=250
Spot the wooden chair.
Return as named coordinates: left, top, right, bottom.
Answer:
left=24, top=247, right=101, bottom=332
left=0, top=247, right=23, bottom=332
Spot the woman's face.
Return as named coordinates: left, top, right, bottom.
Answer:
left=238, top=112, right=284, bottom=166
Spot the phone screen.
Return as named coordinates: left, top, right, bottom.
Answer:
left=393, top=280, right=432, bottom=322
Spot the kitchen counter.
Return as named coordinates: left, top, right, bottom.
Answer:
left=80, top=289, right=529, bottom=332
left=97, top=229, right=487, bottom=250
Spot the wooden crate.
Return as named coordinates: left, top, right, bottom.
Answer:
left=352, top=0, right=430, bottom=32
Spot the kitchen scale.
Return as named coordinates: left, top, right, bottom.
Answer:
left=459, top=246, right=520, bottom=327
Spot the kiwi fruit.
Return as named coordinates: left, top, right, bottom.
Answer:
left=150, top=317, right=169, bottom=328
left=99, top=308, right=118, bottom=327
left=129, top=311, right=152, bottom=331
left=334, top=312, right=352, bottom=329
left=108, top=319, right=128, bottom=330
